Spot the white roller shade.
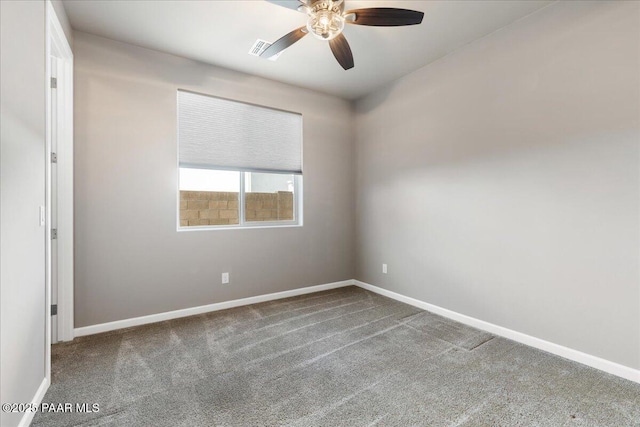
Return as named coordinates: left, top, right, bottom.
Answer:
left=178, top=90, right=302, bottom=174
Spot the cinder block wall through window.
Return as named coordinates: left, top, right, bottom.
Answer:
left=180, top=191, right=294, bottom=226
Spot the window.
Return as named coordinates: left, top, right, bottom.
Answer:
left=177, top=90, right=302, bottom=229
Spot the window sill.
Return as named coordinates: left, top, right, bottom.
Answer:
left=177, top=223, right=302, bottom=232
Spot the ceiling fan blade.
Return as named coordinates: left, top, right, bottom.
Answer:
left=260, top=26, right=308, bottom=58
left=345, top=8, right=424, bottom=26
left=264, top=0, right=307, bottom=13
left=329, top=33, right=354, bottom=70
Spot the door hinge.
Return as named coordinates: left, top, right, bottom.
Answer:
left=51, top=77, right=57, bottom=89
left=51, top=228, right=57, bottom=239
left=51, top=304, right=57, bottom=316
left=51, top=152, right=57, bottom=163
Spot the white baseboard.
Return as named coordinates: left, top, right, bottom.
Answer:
left=17, top=377, right=49, bottom=427
left=354, top=280, right=640, bottom=384
left=74, top=280, right=353, bottom=337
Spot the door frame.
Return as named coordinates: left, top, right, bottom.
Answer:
left=45, top=0, right=74, bottom=381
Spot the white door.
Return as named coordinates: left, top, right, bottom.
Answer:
left=50, top=55, right=59, bottom=344
left=46, top=0, right=74, bottom=386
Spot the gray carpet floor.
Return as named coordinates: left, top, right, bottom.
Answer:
left=34, top=286, right=640, bottom=426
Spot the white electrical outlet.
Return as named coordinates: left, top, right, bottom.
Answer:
left=382, top=264, right=388, bottom=274
left=221, top=272, right=230, bottom=284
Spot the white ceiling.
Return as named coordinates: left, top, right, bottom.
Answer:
left=62, top=0, right=552, bottom=100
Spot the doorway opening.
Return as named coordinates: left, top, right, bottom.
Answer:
left=46, top=1, right=74, bottom=379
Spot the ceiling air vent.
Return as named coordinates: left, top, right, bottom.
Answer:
left=249, top=39, right=282, bottom=61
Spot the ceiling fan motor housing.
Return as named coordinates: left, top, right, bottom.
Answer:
left=306, top=0, right=345, bottom=13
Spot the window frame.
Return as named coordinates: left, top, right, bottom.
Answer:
left=177, top=168, right=303, bottom=231
left=176, top=90, right=303, bottom=232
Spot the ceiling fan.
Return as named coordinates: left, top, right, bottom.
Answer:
left=262, top=0, right=424, bottom=70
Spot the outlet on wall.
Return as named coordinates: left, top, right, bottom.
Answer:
left=382, top=264, right=388, bottom=274
left=221, top=272, right=230, bottom=284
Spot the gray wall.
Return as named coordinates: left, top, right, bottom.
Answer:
left=0, top=1, right=47, bottom=426
left=355, top=1, right=640, bottom=370
left=74, top=32, right=355, bottom=327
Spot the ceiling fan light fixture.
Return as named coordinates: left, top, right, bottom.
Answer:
left=306, top=9, right=344, bottom=40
